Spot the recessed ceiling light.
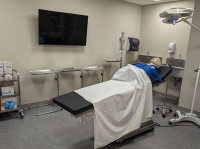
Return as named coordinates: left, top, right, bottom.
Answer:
left=124, top=0, right=181, bottom=6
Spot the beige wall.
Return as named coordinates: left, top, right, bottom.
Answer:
left=179, top=0, right=200, bottom=112
left=139, top=1, right=195, bottom=97
left=0, top=0, right=142, bottom=105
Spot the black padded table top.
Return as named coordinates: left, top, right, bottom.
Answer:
left=53, top=92, right=93, bottom=115
left=151, top=66, right=172, bottom=84
left=53, top=66, right=172, bottom=115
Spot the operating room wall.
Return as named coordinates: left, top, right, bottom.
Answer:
left=0, top=0, right=142, bottom=105
left=139, top=0, right=195, bottom=97
left=179, top=0, right=200, bottom=112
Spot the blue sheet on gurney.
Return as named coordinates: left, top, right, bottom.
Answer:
left=75, top=64, right=153, bottom=148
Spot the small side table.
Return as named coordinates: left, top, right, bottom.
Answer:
left=104, top=59, right=122, bottom=68
left=29, top=69, right=61, bottom=116
left=104, top=59, right=121, bottom=62
left=59, top=68, right=83, bottom=88
left=83, top=66, right=104, bottom=82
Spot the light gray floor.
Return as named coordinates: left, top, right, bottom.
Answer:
left=0, top=94, right=200, bottom=149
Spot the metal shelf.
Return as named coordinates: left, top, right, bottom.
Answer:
left=0, top=93, right=19, bottom=99
left=83, top=66, right=103, bottom=71
left=0, top=78, right=18, bottom=82
left=60, top=68, right=82, bottom=72
left=0, top=108, right=20, bottom=114
left=104, top=59, right=121, bottom=62
left=30, top=69, right=56, bottom=75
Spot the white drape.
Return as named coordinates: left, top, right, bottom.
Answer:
left=75, top=64, right=152, bottom=148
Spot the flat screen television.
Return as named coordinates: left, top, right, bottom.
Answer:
left=39, top=9, right=88, bottom=46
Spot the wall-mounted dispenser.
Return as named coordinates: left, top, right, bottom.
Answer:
left=168, top=43, right=176, bottom=53
left=127, top=37, right=140, bottom=52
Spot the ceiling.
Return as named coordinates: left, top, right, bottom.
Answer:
left=123, top=0, right=182, bottom=5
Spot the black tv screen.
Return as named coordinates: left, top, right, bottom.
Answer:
left=39, top=9, right=88, bottom=46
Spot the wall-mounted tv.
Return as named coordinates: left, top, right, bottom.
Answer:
left=39, top=9, right=88, bottom=46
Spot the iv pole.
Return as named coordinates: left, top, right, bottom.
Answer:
left=103, top=32, right=125, bottom=68
left=120, top=52, right=122, bottom=68
left=119, top=32, right=126, bottom=68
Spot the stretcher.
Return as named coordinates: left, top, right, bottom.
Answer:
left=53, top=66, right=172, bottom=145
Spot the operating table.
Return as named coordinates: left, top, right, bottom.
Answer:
left=53, top=66, right=172, bottom=145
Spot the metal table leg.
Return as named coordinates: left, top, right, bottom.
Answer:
left=155, top=78, right=173, bottom=118
left=80, top=70, right=83, bottom=88
left=36, top=72, right=62, bottom=116
left=120, top=52, right=123, bottom=68
left=36, top=104, right=62, bottom=116
left=28, top=103, right=51, bottom=109
left=101, top=69, right=104, bottom=82
left=13, top=69, right=24, bottom=119
left=55, top=72, right=59, bottom=96
left=164, top=79, right=169, bottom=107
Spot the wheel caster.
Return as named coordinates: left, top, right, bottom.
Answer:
left=114, top=141, right=122, bottom=147
left=19, top=110, right=24, bottom=119
left=168, top=121, right=172, bottom=125
left=153, top=110, right=155, bottom=114
left=156, top=107, right=159, bottom=110
left=173, top=113, right=177, bottom=117
left=162, top=114, right=166, bottom=118
left=169, top=109, right=173, bottom=112
left=149, top=128, right=155, bottom=132
left=20, top=115, right=24, bottom=119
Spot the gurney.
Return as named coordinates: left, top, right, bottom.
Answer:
left=53, top=66, right=172, bottom=145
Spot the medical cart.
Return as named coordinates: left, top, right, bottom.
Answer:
left=0, top=69, right=24, bottom=119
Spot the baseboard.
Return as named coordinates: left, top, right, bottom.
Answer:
left=177, top=106, right=200, bottom=116
left=153, top=90, right=179, bottom=100
left=21, top=100, right=52, bottom=109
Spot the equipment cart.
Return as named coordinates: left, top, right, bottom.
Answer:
left=0, top=69, right=24, bottom=119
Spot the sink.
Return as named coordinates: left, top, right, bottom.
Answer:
left=166, top=58, right=185, bottom=78
left=130, top=55, right=163, bottom=64
left=138, top=55, right=163, bottom=63
left=166, top=58, right=185, bottom=68
left=129, top=55, right=162, bottom=64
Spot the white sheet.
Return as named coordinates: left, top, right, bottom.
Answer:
left=75, top=64, right=152, bottom=148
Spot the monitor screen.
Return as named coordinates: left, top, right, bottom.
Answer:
left=39, top=9, right=88, bottom=46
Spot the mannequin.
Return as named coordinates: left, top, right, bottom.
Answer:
left=133, top=57, right=162, bottom=82
left=147, top=57, right=161, bottom=69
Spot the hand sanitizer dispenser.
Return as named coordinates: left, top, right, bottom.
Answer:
left=168, top=43, right=176, bottom=53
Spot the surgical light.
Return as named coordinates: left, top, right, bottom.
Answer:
left=161, top=7, right=200, bottom=126
left=159, top=7, right=200, bottom=31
